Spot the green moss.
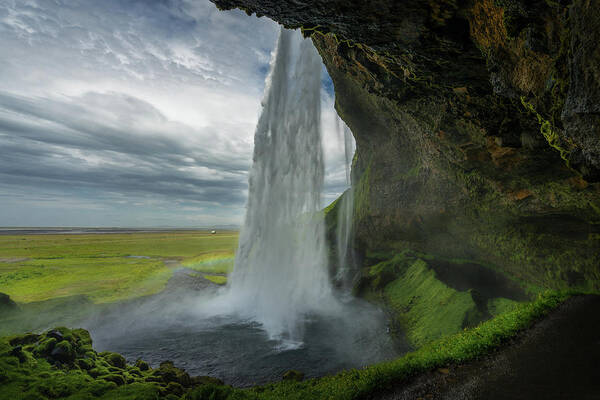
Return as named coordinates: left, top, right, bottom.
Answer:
left=101, top=352, right=127, bottom=369
left=135, top=359, right=150, bottom=371
left=77, top=357, right=95, bottom=371
left=101, top=382, right=161, bottom=399
left=182, top=254, right=235, bottom=274
left=185, top=384, right=233, bottom=400
left=102, top=373, right=126, bottom=386
left=383, top=260, right=478, bottom=346
left=520, top=96, right=572, bottom=164
left=367, top=251, right=414, bottom=289
left=392, top=165, right=422, bottom=182
left=165, top=382, right=185, bottom=396
left=323, top=195, right=341, bottom=217
left=34, top=337, right=57, bottom=356
left=0, top=327, right=200, bottom=399
left=488, top=297, right=520, bottom=316
left=89, top=367, right=110, bottom=378
left=361, top=251, right=536, bottom=346
left=354, top=160, right=372, bottom=220
left=282, top=370, right=305, bottom=382
left=203, top=275, right=227, bottom=285
left=471, top=221, right=600, bottom=292
left=453, top=167, right=507, bottom=214
left=52, top=340, right=75, bottom=362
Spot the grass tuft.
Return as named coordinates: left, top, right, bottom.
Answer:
left=203, top=275, right=228, bottom=285
left=383, top=260, right=478, bottom=346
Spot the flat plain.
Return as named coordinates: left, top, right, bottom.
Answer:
left=0, top=230, right=238, bottom=304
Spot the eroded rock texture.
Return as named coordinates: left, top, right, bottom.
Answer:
left=212, top=0, right=600, bottom=290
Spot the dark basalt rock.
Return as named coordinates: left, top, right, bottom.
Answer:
left=210, top=0, right=600, bottom=290
left=100, top=351, right=126, bottom=369
left=102, top=373, right=126, bottom=386
left=561, top=0, right=600, bottom=182
left=135, top=359, right=150, bottom=371
left=50, top=340, right=75, bottom=363
left=10, top=345, right=26, bottom=363
left=0, top=292, right=17, bottom=312
left=165, top=381, right=185, bottom=396
left=152, top=361, right=193, bottom=387
left=46, top=329, right=64, bottom=342
left=8, top=333, right=38, bottom=346
left=282, top=369, right=304, bottom=382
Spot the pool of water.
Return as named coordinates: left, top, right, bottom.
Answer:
left=86, top=291, right=404, bottom=387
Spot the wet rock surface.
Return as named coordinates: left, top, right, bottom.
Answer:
left=374, top=295, right=600, bottom=400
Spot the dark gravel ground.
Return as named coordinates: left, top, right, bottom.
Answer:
left=374, top=295, right=600, bottom=400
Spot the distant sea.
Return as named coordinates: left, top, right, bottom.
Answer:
left=0, top=227, right=239, bottom=235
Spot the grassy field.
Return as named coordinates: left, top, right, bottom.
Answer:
left=181, top=253, right=235, bottom=274
left=0, top=231, right=238, bottom=304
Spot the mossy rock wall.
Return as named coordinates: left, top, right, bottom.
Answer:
left=358, top=251, right=527, bottom=347
left=211, top=0, right=600, bottom=291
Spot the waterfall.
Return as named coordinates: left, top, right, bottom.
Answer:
left=227, top=27, right=335, bottom=344
left=334, top=117, right=356, bottom=288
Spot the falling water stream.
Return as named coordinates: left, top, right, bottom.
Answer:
left=226, top=27, right=336, bottom=344
left=87, top=28, right=403, bottom=386
left=334, top=117, right=356, bottom=289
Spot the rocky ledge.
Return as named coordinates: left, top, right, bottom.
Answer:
left=212, top=0, right=600, bottom=292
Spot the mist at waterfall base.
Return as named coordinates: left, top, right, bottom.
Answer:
left=223, top=26, right=334, bottom=345
left=87, top=288, right=398, bottom=386
left=86, top=28, right=401, bottom=386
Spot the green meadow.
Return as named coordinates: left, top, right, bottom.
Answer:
left=0, top=231, right=238, bottom=304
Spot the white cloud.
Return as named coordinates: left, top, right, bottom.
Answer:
left=0, top=0, right=353, bottom=227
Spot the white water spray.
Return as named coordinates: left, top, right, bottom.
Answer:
left=227, top=27, right=336, bottom=343
left=334, top=117, right=356, bottom=287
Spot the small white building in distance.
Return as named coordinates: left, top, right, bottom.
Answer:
left=211, top=230, right=216, bottom=234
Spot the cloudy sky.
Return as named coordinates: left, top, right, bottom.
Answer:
left=0, top=0, right=351, bottom=227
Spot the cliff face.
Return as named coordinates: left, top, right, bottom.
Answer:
left=212, top=0, right=600, bottom=290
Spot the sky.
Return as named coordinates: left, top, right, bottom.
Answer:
left=0, top=0, right=352, bottom=227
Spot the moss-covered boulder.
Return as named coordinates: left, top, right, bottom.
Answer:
left=282, top=370, right=304, bottom=382
left=0, top=327, right=234, bottom=399
left=100, top=351, right=127, bottom=369
left=136, top=358, right=150, bottom=371
left=152, top=361, right=193, bottom=387
left=50, top=340, right=75, bottom=363
left=34, top=337, right=57, bottom=357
